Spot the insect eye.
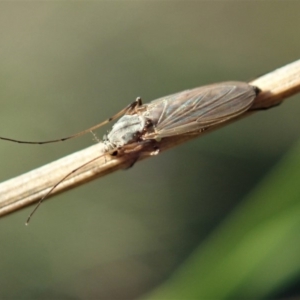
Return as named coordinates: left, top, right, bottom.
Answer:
left=111, top=150, right=118, bottom=156
left=142, top=120, right=153, bottom=131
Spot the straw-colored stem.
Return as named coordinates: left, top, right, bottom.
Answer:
left=0, top=59, right=300, bottom=220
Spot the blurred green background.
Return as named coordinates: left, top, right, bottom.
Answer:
left=0, top=2, right=299, bottom=299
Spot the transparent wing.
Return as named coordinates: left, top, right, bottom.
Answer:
left=144, top=82, right=257, bottom=139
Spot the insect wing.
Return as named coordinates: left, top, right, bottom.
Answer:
left=144, top=82, right=256, bottom=139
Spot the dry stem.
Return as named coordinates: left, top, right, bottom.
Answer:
left=0, top=59, right=300, bottom=220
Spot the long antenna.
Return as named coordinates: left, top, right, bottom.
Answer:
left=25, top=151, right=109, bottom=225
left=22, top=97, right=143, bottom=224
left=0, top=98, right=142, bottom=145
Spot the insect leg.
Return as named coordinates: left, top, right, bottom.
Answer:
left=250, top=102, right=282, bottom=111
left=126, top=97, right=143, bottom=114
left=121, top=140, right=160, bottom=168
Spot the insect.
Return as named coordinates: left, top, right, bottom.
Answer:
left=0, top=81, right=259, bottom=224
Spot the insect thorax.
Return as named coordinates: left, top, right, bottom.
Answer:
left=104, top=114, right=148, bottom=149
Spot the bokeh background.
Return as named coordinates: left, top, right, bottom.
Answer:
left=0, top=2, right=299, bottom=299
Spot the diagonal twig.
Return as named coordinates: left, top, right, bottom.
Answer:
left=0, top=59, right=300, bottom=220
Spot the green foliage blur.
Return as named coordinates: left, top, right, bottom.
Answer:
left=0, top=2, right=299, bottom=299
left=144, top=141, right=300, bottom=299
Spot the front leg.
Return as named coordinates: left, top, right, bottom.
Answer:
left=117, top=140, right=160, bottom=168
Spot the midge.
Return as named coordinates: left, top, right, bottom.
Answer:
left=0, top=81, right=259, bottom=224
